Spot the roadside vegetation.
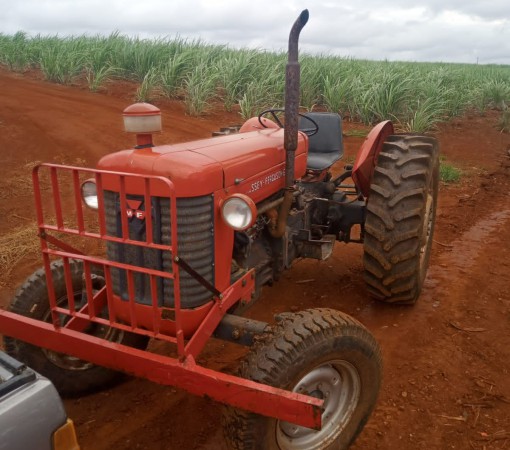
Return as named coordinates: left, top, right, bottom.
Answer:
left=439, top=158, right=462, bottom=183
left=0, top=31, right=509, bottom=130
left=498, top=110, right=510, bottom=133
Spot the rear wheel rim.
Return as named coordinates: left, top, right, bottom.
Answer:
left=420, top=173, right=436, bottom=271
left=276, top=360, right=361, bottom=450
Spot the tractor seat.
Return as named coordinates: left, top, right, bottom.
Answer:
left=299, top=112, right=344, bottom=171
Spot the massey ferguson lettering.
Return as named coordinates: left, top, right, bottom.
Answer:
left=248, top=169, right=284, bottom=193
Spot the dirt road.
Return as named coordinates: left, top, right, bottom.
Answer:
left=0, top=69, right=509, bottom=449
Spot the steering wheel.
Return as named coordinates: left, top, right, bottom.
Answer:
left=258, top=109, right=319, bottom=137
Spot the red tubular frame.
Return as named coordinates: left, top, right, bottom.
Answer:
left=0, top=163, right=324, bottom=429
left=0, top=310, right=322, bottom=428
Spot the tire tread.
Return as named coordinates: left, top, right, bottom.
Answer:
left=222, top=309, right=382, bottom=450
left=363, top=134, right=439, bottom=304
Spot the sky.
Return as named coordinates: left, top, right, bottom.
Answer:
left=2, top=0, right=510, bottom=65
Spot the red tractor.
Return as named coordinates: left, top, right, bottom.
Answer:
left=0, top=10, right=438, bottom=450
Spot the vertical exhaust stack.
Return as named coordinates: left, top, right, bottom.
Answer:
left=268, top=10, right=309, bottom=239
left=284, top=9, right=309, bottom=188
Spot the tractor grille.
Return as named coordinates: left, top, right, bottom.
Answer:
left=104, top=191, right=215, bottom=308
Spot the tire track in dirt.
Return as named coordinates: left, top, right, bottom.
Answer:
left=425, top=207, right=510, bottom=300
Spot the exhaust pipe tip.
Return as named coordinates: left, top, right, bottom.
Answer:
left=288, top=9, right=309, bottom=60
left=284, top=9, right=309, bottom=188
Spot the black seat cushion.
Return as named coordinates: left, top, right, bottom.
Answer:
left=299, top=112, right=344, bottom=170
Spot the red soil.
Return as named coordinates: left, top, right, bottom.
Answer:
left=0, top=69, right=509, bottom=450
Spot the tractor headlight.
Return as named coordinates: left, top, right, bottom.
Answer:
left=81, top=179, right=98, bottom=210
left=221, top=194, right=257, bottom=231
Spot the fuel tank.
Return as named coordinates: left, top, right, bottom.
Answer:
left=98, top=127, right=308, bottom=199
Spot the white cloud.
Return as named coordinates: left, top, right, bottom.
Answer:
left=1, top=0, right=509, bottom=64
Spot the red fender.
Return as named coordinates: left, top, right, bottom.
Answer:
left=352, top=121, right=394, bottom=197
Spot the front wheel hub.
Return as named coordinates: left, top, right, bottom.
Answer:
left=277, top=360, right=361, bottom=449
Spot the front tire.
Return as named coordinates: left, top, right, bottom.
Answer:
left=222, top=308, right=382, bottom=450
left=363, top=134, right=439, bottom=304
left=3, top=259, right=149, bottom=396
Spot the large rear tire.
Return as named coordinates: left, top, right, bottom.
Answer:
left=3, top=259, right=149, bottom=396
left=222, top=308, right=382, bottom=450
left=363, top=134, right=439, bottom=304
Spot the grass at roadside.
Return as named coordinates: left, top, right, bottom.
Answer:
left=498, top=110, right=510, bottom=133
left=440, top=160, right=462, bottom=183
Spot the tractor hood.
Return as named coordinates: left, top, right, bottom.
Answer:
left=98, top=128, right=308, bottom=198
